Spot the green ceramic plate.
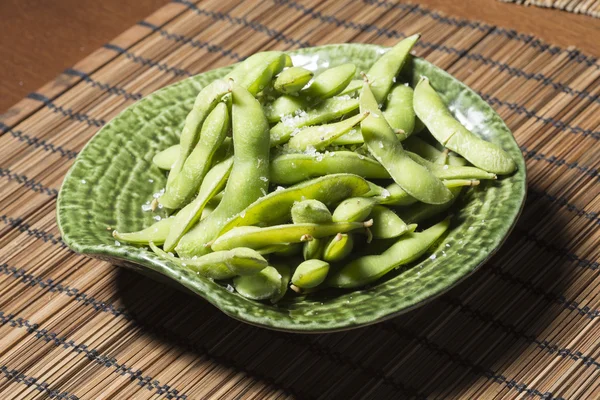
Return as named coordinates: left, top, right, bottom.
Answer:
left=57, top=44, right=526, bottom=332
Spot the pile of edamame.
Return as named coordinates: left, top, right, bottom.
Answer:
left=114, top=34, right=516, bottom=302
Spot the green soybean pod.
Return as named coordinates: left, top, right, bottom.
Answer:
left=400, top=136, right=441, bottom=162
left=220, top=174, right=370, bottom=233
left=397, top=187, right=463, bottom=224
left=168, top=79, right=230, bottom=188
left=327, top=218, right=450, bottom=288
left=287, top=112, right=369, bottom=151
left=383, top=84, right=416, bottom=138
left=338, top=79, right=363, bottom=96
left=149, top=242, right=235, bottom=280
left=332, top=197, right=378, bottom=223
left=176, top=83, right=271, bottom=258
left=303, top=238, right=324, bottom=260
left=302, top=64, right=356, bottom=99
left=160, top=102, right=230, bottom=209
left=113, top=217, right=173, bottom=245
left=413, top=78, right=516, bottom=175
left=163, top=157, right=233, bottom=252
left=270, top=97, right=359, bottom=146
left=225, top=51, right=288, bottom=95
left=274, top=67, right=314, bottom=94
left=269, top=151, right=389, bottom=185
left=271, top=264, right=292, bottom=303
left=380, top=179, right=478, bottom=207
left=222, top=247, right=270, bottom=276
left=367, top=34, right=420, bottom=104
left=263, top=95, right=309, bottom=123
left=331, top=128, right=363, bottom=145
left=406, top=151, right=497, bottom=180
left=369, top=205, right=409, bottom=239
left=291, top=200, right=332, bottom=224
left=234, top=266, right=282, bottom=300
left=360, top=81, right=453, bottom=205
left=153, top=144, right=180, bottom=170
left=291, top=259, right=330, bottom=289
left=322, top=233, right=354, bottom=262
left=211, top=220, right=372, bottom=251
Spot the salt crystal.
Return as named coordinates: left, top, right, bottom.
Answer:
left=443, top=165, right=449, bottom=170
left=260, top=188, right=267, bottom=196
left=381, top=188, right=390, bottom=198
left=81, top=179, right=86, bottom=184
left=153, top=188, right=165, bottom=199
left=226, top=284, right=235, bottom=293
left=148, top=179, right=154, bottom=183
left=114, top=241, right=121, bottom=246
left=378, top=141, right=384, bottom=148
left=392, top=76, right=396, bottom=83
left=429, top=254, right=437, bottom=260
left=259, top=176, right=268, bottom=182
left=154, top=215, right=162, bottom=221
left=276, top=186, right=285, bottom=191
left=141, top=204, right=153, bottom=212
left=240, top=210, right=246, bottom=218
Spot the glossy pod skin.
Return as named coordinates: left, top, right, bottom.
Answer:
left=397, top=187, right=463, bottom=224
left=383, top=84, right=417, bottom=138
left=332, top=197, right=378, bottom=223
left=270, top=96, right=359, bottom=146
left=406, top=151, right=497, bottom=180
left=271, top=264, right=292, bottom=303
left=322, top=233, right=354, bottom=262
left=327, top=218, right=450, bottom=288
left=291, top=259, right=330, bottom=289
left=302, top=63, right=356, bottom=99
left=233, top=266, right=282, bottom=300
left=153, top=144, right=180, bottom=170
left=263, top=95, right=308, bottom=123
left=413, top=78, right=517, bottom=175
left=160, top=102, right=230, bottom=209
left=211, top=220, right=372, bottom=251
left=176, top=83, right=271, bottom=258
left=220, top=174, right=370, bottom=233
left=269, top=151, right=389, bottom=185
left=287, top=112, right=368, bottom=151
left=381, top=179, right=479, bottom=207
left=167, top=79, right=230, bottom=187
left=113, top=217, right=173, bottom=245
left=369, top=205, right=409, bottom=239
left=338, top=79, right=363, bottom=96
left=360, top=81, right=453, bottom=204
left=149, top=242, right=235, bottom=280
left=366, top=34, right=420, bottom=104
left=274, top=66, right=314, bottom=94
left=163, top=157, right=233, bottom=252
left=225, top=51, right=288, bottom=95
left=291, top=200, right=332, bottom=224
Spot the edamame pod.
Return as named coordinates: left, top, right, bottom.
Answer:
left=413, top=78, right=516, bottom=174
left=327, top=218, right=450, bottom=288
left=406, top=151, right=497, bottom=180
left=113, top=217, right=173, bottom=245
left=220, top=174, right=370, bottom=233
left=225, top=51, right=288, bottom=95
left=302, top=64, right=356, bottom=99
left=233, top=266, right=282, bottom=300
left=269, top=151, right=389, bottom=185
left=338, top=79, right=363, bottom=96
left=160, top=102, right=230, bottom=209
left=397, top=188, right=463, bottom=224
left=360, top=81, right=453, bottom=204
left=291, top=200, right=332, bottom=224
left=332, top=197, right=378, bottom=222
left=287, top=112, right=368, bottom=151
left=211, top=220, right=372, bottom=251
left=369, top=205, right=408, bottom=239
left=383, top=84, right=417, bottom=138
left=270, top=97, right=359, bottom=145
left=153, top=144, right=180, bottom=170
left=303, top=238, right=324, bottom=260
left=271, top=264, right=292, bottom=303
left=149, top=242, right=235, bottom=280
left=274, top=67, right=314, bottom=94
left=264, top=95, right=309, bottom=123
left=367, top=34, right=420, bottom=104
left=163, top=157, right=233, bottom=252
left=322, top=233, right=354, bottom=262
left=291, top=260, right=330, bottom=289
left=222, top=247, right=270, bottom=276
left=381, top=179, right=478, bottom=207
left=331, top=128, right=362, bottom=145
left=176, top=83, right=271, bottom=258
left=168, top=79, right=230, bottom=187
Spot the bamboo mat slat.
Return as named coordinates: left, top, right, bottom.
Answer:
left=1, top=0, right=600, bottom=399
left=500, top=0, right=600, bottom=18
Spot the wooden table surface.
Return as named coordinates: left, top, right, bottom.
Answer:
left=1, top=0, right=599, bottom=114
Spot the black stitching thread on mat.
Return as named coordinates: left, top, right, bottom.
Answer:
left=483, top=95, right=600, bottom=140
left=104, top=44, right=193, bottom=77
left=63, top=69, right=144, bottom=101
left=363, top=0, right=599, bottom=68
left=26, top=93, right=106, bottom=127
left=0, top=216, right=67, bottom=248
left=0, top=168, right=58, bottom=197
left=0, top=365, right=79, bottom=400
left=137, top=21, right=244, bottom=62
left=173, top=0, right=310, bottom=48
left=0, top=122, right=78, bottom=160
left=528, top=189, right=600, bottom=225
left=379, top=322, right=563, bottom=400
left=0, top=312, right=188, bottom=400
left=272, top=0, right=600, bottom=105
left=520, top=146, right=600, bottom=180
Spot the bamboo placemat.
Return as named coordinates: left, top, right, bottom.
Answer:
left=1, top=0, right=599, bottom=398
left=500, top=0, right=600, bottom=18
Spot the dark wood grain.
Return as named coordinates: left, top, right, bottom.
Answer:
left=1, top=0, right=599, bottom=113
